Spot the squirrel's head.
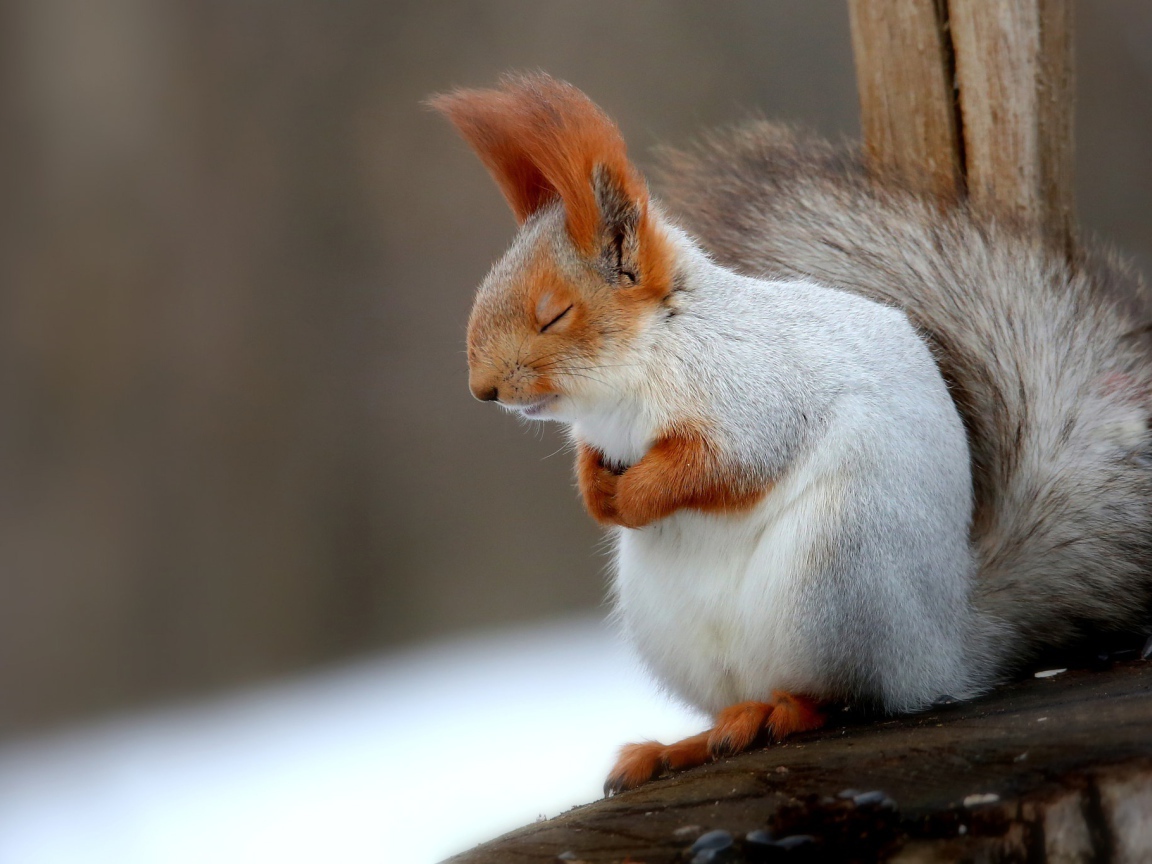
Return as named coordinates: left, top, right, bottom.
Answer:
left=430, top=72, right=675, bottom=421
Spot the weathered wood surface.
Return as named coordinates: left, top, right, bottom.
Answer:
left=848, top=0, right=963, bottom=199
left=849, top=0, right=1075, bottom=255
left=448, top=659, right=1152, bottom=863
left=949, top=0, right=1075, bottom=255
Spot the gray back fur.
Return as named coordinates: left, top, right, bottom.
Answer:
left=656, top=122, right=1152, bottom=667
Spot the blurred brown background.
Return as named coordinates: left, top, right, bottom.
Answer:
left=2, top=1, right=1150, bottom=739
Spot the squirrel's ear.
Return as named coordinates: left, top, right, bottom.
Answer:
left=427, top=84, right=559, bottom=225
left=428, top=73, right=649, bottom=247
left=592, top=164, right=644, bottom=287
left=431, top=73, right=670, bottom=298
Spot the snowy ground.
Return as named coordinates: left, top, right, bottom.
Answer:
left=0, top=617, right=705, bottom=864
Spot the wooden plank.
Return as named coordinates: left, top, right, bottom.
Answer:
left=448, top=660, right=1152, bottom=863
left=851, top=0, right=1076, bottom=255
left=848, top=0, right=963, bottom=198
left=949, top=0, right=1076, bottom=254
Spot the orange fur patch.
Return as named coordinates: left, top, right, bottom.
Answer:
left=520, top=251, right=584, bottom=338
left=601, top=427, right=769, bottom=529
left=632, top=217, right=676, bottom=306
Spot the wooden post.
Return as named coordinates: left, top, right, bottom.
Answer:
left=848, top=0, right=1076, bottom=257
left=847, top=0, right=963, bottom=200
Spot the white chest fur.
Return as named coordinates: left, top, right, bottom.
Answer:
left=611, top=448, right=842, bottom=716
left=568, top=264, right=977, bottom=716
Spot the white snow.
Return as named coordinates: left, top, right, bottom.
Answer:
left=0, top=617, right=704, bottom=864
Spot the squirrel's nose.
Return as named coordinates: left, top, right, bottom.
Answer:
left=471, top=383, right=500, bottom=402
left=468, top=367, right=502, bottom=402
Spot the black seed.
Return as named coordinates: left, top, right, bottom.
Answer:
left=745, top=829, right=775, bottom=846
left=744, top=833, right=820, bottom=862
left=775, top=834, right=817, bottom=849
left=690, top=829, right=733, bottom=853
left=1090, top=651, right=1113, bottom=671
left=850, top=790, right=896, bottom=809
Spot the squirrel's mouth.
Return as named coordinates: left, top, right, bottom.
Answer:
left=514, top=395, right=559, bottom=418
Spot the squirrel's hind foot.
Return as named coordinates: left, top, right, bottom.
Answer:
left=603, top=692, right=824, bottom=795
left=603, top=732, right=711, bottom=796
left=708, top=692, right=825, bottom=756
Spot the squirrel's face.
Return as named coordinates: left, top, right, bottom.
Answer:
left=466, top=201, right=672, bottom=422
left=430, top=73, right=673, bottom=422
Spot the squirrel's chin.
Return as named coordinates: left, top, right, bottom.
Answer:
left=511, top=394, right=561, bottom=419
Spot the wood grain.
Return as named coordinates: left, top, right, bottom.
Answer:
left=850, top=0, right=1076, bottom=255
left=950, top=0, right=1075, bottom=254
left=848, top=0, right=963, bottom=199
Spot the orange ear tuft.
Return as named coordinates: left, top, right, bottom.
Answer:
left=428, top=72, right=648, bottom=252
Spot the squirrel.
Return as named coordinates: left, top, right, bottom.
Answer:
left=430, top=72, right=1152, bottom=794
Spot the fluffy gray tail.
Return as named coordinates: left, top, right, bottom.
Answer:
left=657, top=122, right=1152, bottom=669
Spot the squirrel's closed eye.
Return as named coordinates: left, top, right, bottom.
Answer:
left=540, top=304, right=573, bottom=333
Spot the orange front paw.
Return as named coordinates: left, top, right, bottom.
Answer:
left=612, top=466, right=665, bottom=529
left=576, top=444, right=621, bottom=526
